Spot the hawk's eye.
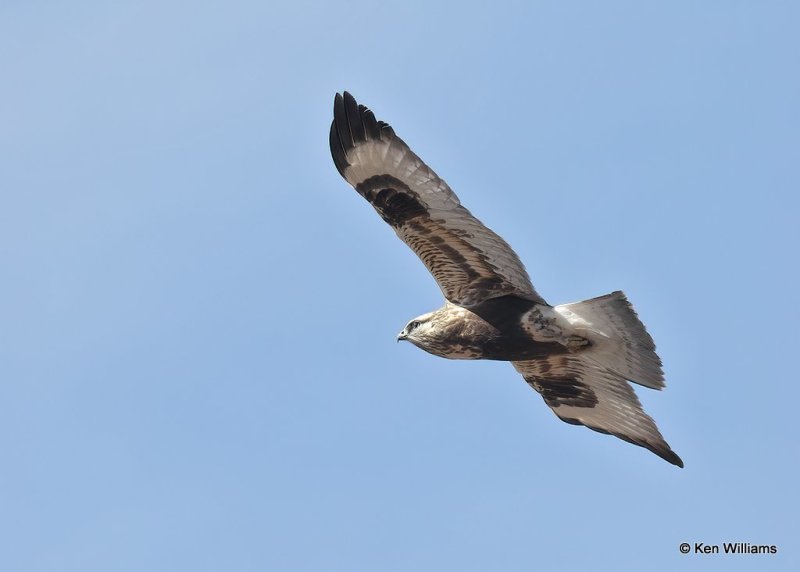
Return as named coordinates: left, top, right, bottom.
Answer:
left=408, top=320, right=421, bottom=332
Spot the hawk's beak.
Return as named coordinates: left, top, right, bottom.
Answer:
left=397, top=332, right=407, bottom=343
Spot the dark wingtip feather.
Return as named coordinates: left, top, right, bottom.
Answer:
left=329, top=91, right=395, bottom=179
left=582, top=423, right=684, bottom=467
left=621, top=434, right=684, bottom=468
left=362, top=106, right=381, bottom=139
left=333, top=92, right=351, bottom=148
left=330, top=92, right=351, bottom=177
left=659, top=447, right=684, bottom=468
left=379, top=120, right=395, bottom=137
left=330, top=119, right=348, bottom=177
left=629, top=435, right=684, bottom=468
left=343, top=91, right=366, bottom=143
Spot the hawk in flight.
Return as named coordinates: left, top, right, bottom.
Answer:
left=329, top=92, right=683, bottom=467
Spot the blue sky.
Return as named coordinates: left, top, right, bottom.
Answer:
left=1, top=1, right=798, bottom=570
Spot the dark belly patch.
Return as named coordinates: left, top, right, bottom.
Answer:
left=467, top=296, right=565, bottom=360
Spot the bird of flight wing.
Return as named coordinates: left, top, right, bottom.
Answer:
left=330, top=91, right=545, bottom=307
left=513, top=355, right=683, bottom=467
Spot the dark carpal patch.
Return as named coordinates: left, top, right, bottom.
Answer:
left=356, top=175, right=427, bottom=226
left=528, top=377, right=599, bottom=409
left=355, top=175, right=507, bottom=305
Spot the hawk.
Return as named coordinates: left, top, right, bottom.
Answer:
left=329, top=92, right=683, bottom=467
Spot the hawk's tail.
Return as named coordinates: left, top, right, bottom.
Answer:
left=555, top=291, right=665, bottom=389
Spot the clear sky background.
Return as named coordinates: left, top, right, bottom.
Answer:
left=2, top=1, right=798, bottom=570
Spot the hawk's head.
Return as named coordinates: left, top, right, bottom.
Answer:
left=396, top=305, right=474, bottom=358
left=397, top=311, right=437, bottom=345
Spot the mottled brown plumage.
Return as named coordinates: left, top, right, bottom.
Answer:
left=330, top=92, right=682, bottom=467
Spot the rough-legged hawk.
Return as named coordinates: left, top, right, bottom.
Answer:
left=329, top=92, right=682, bottom=467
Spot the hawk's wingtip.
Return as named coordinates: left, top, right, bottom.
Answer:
left=330, top=91, right=398, bottom=179
left=653, top=443, right=684, bottom=468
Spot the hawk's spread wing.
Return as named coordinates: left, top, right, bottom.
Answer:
left=513, top=355, right=683, bottom=467
left=330, top=92, right=545, bottom=307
